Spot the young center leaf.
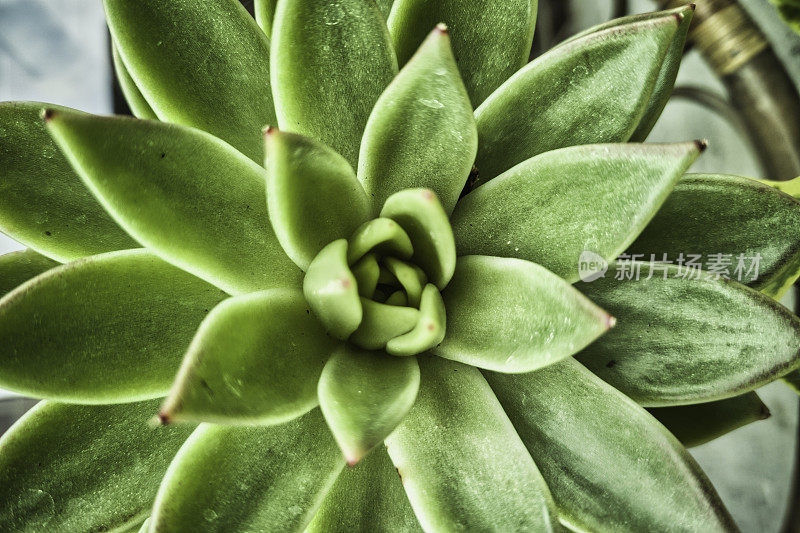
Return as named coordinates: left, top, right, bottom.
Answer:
left=486, top=358, right=738, bottom=533
left=0, top=249, right=58, bottom=298
left=0, top=102, right=137, bottom=262
left=160, top=289, right=339, bottom=425
left=451, top=142, right=701, bottom=283
left=433, top=256, right=612, bottom=372
left=271, top=0, right=398, bottom=168
left=473, top=13, right=679, bottom=183
left=0, top=400, right=194, bottom=533
left=104, top=0, right=275, bottom=161
left=0, top=249, right=226, bottom=403
left=45, top=109, right=301, bottom=295
left=358, top=25, right=477, bottom=215
left=577, top=263, right=800, bottom=406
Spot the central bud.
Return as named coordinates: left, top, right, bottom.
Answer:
left=302, top=189, right=455, bottom=356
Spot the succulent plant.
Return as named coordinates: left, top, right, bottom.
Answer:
left=1, top=0, right=800, bottom=531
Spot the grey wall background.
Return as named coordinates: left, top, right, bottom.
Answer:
left=0, top=1, right=798, bottom=530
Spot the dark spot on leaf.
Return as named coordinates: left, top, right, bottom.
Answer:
left=44, top=231, right=51, bottom=236
left=606, top=360, right=617, bottom=368
left=160, top=152, right=166, bottom=159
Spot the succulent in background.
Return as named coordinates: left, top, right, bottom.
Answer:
left=1, top=0, right=800, bottom=531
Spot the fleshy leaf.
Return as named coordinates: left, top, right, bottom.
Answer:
left=433, top=256, right=611, bottom=372
left=381, top=188, right=456, bottom=288
left=149, top=410, right=344, bottom=532
left=0, top=102, right=137, bottom=262
left=649, top=393, right=771, bottom=448
left=307, top=448, right=422, bottom=532
left=486, top=358, right=738, bottom=533
left=103, top=0, right=275, bottom=162
left=629, top=174, right=800, bottom=300
left=45, top=109, right=301, bottom=295
left=388, top=0, right=537, bottom=106
left=349, top=298, right=419, bottom=350
left=318, top=345, right=420, bottom=465
left=271, top=0, right=398, bottom=168
left=255, top=0, right=278, bottom=37
left=0, top=249, right=58, bottom=298
left=161, top=289, right=339, bottom=425
left=303, top=240, right=363, bottom=340
left=266, top=129, right=370, bottom=270
left=385, top=357, right=559, bottom=531
left=347, top=218, right=414, bottom=265
left=352, top=253, right=380, bottom=297
left=386, top=284, right=446, bottom=356
left=760, top=175, right=800, bottom=199
left=111, top=44, right=157, bottom=120
left=383, top=257, right=426, bottom=307
left=473, top=14, right=679, bottom=183
left=577, top=263, right=800, bottom=406
left=452, top=142, right=701, bottom=283
left=0, top=249, right=226, bottom=403
left=0, top=400, right=193, bottom=533
left=358, top=25, right=477, bottom=214
left=376, top=0, right=395, bottom=19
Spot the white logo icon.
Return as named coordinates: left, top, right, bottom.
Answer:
left=578, top=251, right=608, bottom=283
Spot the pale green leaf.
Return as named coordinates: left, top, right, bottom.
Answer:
left=473, top=14, right=679, bottom=183
left=383, top=257, right=426, bottom=307
left=380, top=188, right=456, bottom=288
left=434, top=255, right=611, bottom=372
left=307, top=447, right=422, bottom=533
left=111, top=44, right=157, bottom=120
left=352, top=253, right=380, bottom=297
left=149, top=410, right=344, bottom=532
left=318, top=345, right=420, bottom=464
left=760, top=175, right=800, bottom=199
left=0, top=249, right=226, bottom=403
left=347, top=218, right=413, bottom=265
left=358, top=25, right=477, bottom=214
left=385, top=357, right=559, bottom=531
left=271, top=0, right=398, bottom=168
left=0, top=102, right=137, bottom=261
left=103, top=0, right=274, bottom=161
left=0, top=249, right=58, bottom=298
left=629, top=174, right=800, bottom=300
left=452, top=142, right=701, bottom=283
left=486, top=358, right=738, bottom=533
left=577, top=263, right=800, bottom=406
left=386, top=284, right=446, bottom=356
left=160, top=289, right=339, bottom=425
left=45, top=109, right=301, bottom=295
left=349, top=298, right=419, bottom=350
left=255, top=0, right=278, bottom=37
left=0, top=399, right=193, bottom=533
left=265, top=129, right=370, bottom=270
left=649, top=393, right=770, bottom=448
left=388, top=0, right=537, bottom=106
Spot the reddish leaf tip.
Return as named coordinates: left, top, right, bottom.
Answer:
left=157, top=411, right=171, bottom=425
left=673, top=11, right=684, bottom=24
left=264, top=125, right=277, bottom=137
left=694, top=139, right=709, bottom=153
left=760, top=403, right=772, bottom=420
left=41, top=108, right=57, bottom=121
left=688, top=3, right=697, bottom=11
left=435, top=23, right=448, bottom=34
left=606, top=315, right=617, bottom=329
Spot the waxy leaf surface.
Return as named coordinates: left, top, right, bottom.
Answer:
left=318, top=345, right=420, bottom=464
left=46, top=110, right=301, bottom=295
left=0, top=400, right=193, bottom=533
left=150, top=410, right=344, bottom=532
left=111, top=44, right=157, bottom=120
left=266, top=129, right=370, bottom=270
left=452, top=142, right=700, bottom=283
left=161, top=289, right=339, bottom=425
left=388, top=0, right=537, bottom=106
left=254, top=0, right=278, bottom=37
left=474, top=14, right=678, bottom=183
left=577, top=263, right=800, bottom=406
left=385, top=357, right=559, bottom=532
left=271, top=0, right=398, bottom=168
left=0, top=102, right=137, bottom=261
left=629, top=174, right=800, bottom=300
left=486, top=359, right=737, bottom=533
left=358, top=26, right=477, bottom=214
left=0, top=249, right=58, bottom=298
left=0, top=249, right=226, bottom=403
left=434, top=255, right=610, bottom=373
left=104, top=0, right=275, bottom=161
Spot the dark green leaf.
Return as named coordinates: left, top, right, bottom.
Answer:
left=473, top=13, right=679, bottom=183
left=388, top=0, right=537, bottom=106
left=0, top=399, right=193, bottom=532
left=0, top=249, right=58, bottom=298
left=577, top=263, right=800, bottom=406
left=0, top=102, right=137, bottom=261
left=161, top=289, right=339, bottom=425
left=46, top=109, right=301, bottom=295
left=385, top=357, right=559, bottom=531
left=452, top=142, right=701, bottom=283
left=104, top=0, right=275, bottom=161
left=271, top=0, right=398, bottom=168
left=486, top=358, right=737, bottom=532
left=0, top=249, right=226, bottom=403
